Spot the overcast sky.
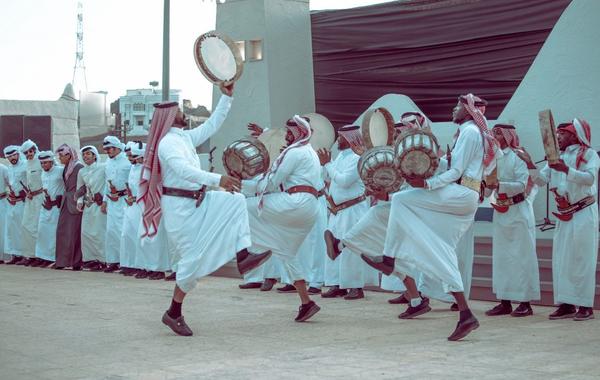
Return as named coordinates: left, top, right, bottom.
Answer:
left=0, top=0, right=391, bottom=107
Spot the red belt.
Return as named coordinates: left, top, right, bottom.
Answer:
left=327, top=194, right=367, bottom=215
left=491, top=192, right=526, bottom=213
left=552, top=195, right=595, bottom=222
left=285, top=185, right=319, bottom=198
left=0, top=192, right=6, bottom=200
left=108, top=189, right=128, bottom=202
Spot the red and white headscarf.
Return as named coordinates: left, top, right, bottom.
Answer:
left=257, top=115, right=311, bottom=211
left=557, top=118, right=592, bottom=169
left=459, top=93, right=498, bottom=168
left=400, top=111, right=431, bottom=130
left=492, top=124, right=520, bottom=149
left=56, top=144, right=80, bottom=180
left=139, top=102, right=178, bottom=237
left=338, top=125, right=364, bottom=154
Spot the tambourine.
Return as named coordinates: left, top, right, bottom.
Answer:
left=194, top=31, right=244, bottom=85
left=361, top=107, right=395, bottom=149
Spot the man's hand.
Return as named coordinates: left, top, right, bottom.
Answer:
left=367, top=188, right=389, bottom=201
left=247, top=123, right=264, bottom=138
left=100, top=202, right=107, bottom=214
left=406, top=176, right=427, bottom=188
left=219, top=175, right=241, bottom=192
left=317, top=148, right=331, bottom=166
left=76, top=201, right=84, bottom=213
left=549, top=159, right=570, bottom=174
left=219, top=82, right=234, bottom=97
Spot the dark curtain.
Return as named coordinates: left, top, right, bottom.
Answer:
left=311, top=0, right=571, bottom=127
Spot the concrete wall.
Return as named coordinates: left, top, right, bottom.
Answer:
left=210, top=0, right=315, bottom=173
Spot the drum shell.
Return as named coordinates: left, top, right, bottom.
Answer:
left=394, top=130, right=440, bottom=179
left=223, top=138, right=270, bottom=179
left=358, top=146, right=404, bottom=193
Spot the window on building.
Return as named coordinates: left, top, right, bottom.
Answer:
left=248, top=39, right=263, bottom=61
left=137, top=120, right=144, bottom=126
left=125, top=104, right=131, bottom=111
left=133, top=103, right=145, bottom=111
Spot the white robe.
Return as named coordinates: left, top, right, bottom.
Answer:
left=104, top=152, right=131, bottom=264
left=77, top=162, right=107, bottom=262
left=325, top=149, right=378, bottom=289
left=534, top=145, right=599, bottom=307
left=489, top=148, right=540, bottom=302
left=5, top=157, right=27, bottom=256
left=158, top=95, right=251, bottom=293
left=119, top=164, right=142, bottom=269
left=384, top=120, right=487, bottom=294
left=243, top=144, right=321, bottom=282
left=21, top=158, right=44, bottom=257
left=296, top=195, right=327, bottom=287
left=0, top=164, right=9, bottom=260
left=35, top=165, right=65, bottom=262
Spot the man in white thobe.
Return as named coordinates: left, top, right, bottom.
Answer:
left=20, top=140, right=44, bottom=265
left=483, top=124, right=540, bottom=317
left=319, top=125, right=377, bottom=300
left=34, top=151, right=65, bottom=266
left=75, top=146, right=107, bottom=271
left=4, top=146, right=27, bottom=265
left=101, top=136, right=131, bottom=273
left=0, top=162, right=9, bottom=263
left=242, top=115, right=323, bottom=322
left=363, top=94, right=498, bottom=341
left=142, top=84, right=265, bottom=337
left=534, top=118, right=599, bottom=321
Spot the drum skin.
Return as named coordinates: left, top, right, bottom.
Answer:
left=223, top=138, right=270, bottom=179
left=358, top=146, right=404, bottom=193
left=394, top=130, right=440, bottom=179
left=194, top=30, right=244, bottom=85
left=361, top=107, right=395, bottom=149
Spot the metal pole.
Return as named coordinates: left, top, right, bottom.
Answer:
left=162, top=0, right=170, bottom=101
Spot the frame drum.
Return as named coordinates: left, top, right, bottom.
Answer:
left=394, top=129, right=440, bottom=179
left=538, top=109, right=560, bottom=164
left=194, top=31, right=244, bottom=85
left=358, top=146, right=403, bottom=193
left=302, top=113, right=335, bottom=152
left=362, top=107, right=395, bottom=149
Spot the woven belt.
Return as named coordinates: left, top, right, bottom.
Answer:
left=458, top=176, right=481, bottom=193
left=554, top=195, right=596, bottom=220
left=163, top=186, right=206, bottom=207
left=285, top=185, right=319, bottom=198
left=327, top=194, right=367, bottom=215
left=495, top=192, right=526, bottom=207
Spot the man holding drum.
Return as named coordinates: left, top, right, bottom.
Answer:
left=363, top=94, right=497, bottom=341
left=533, top=119, right=599, bottom=321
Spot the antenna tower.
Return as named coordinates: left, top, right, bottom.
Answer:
left=72, top=2, right=88, bottom=94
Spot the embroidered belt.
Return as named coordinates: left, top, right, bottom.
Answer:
left=285, top=185, right=319, bottom=198
left=458, top=176, right=482, bottom=193
left=43, top=195, right=63, bottom=210
left=317, top=188, right=326, bottom=198
left=107, top=189, right=128, bottom=202
left=163, top=186, right=206, bottom=207
left=492, top=192, right=526, bottom=212
left=552, top=195, right=595, bottom=222
left=327, top=194, right=367, bottom=215
left=29, top=188, right=44, bottom=197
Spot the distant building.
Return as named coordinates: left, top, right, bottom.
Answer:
left=118, top=88, right=180, bottom=136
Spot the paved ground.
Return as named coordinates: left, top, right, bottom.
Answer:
left=1, top=265, right=599, bottom=380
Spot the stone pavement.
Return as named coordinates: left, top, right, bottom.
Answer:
left=1, top=265, right=599, bottom=380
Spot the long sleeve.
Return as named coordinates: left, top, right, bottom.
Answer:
left=427, top=127, right=480, bottom=190
left=532, top=164, right=550, bottom=187
left=159, top=145, right=221, bottom=188
left=498, top=155, right=528, bottom=196
left=324, top=153, right=360, bottom=189
left=264, top=150, right=299, bottom=190
left=566, top=167, right=595, bottom=186
left=187, top=95, right=233, bottom=148
left=76, top=171, right=85, bottom=204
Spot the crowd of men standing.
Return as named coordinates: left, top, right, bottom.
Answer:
left=0, top=137, right=175, bottom=281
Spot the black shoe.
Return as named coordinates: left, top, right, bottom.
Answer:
left=295, top=301, right=321, bottom=322
left=16, top=257, right=30, bottom=266
left=307, top=287, right=322, bottom=295
left=344, top=288, right=364, bottom=300
left=360, top=254, right=394, bottom=276
left=149, top=271, right=165, bottom=280
left=324, top=230, right=342, bottom=261
left=450, top=303, right=459, bottom=311
left=388, top=293, right=409, bottom=304
left=124, top=268, right=139, bottom=277
left=29, top=258, right=42, bottom=267
left=72, top=266, right=82, bottom=271
left=549, top=304, right=577, bottom=320
left=53, top=265, right=65, bottom=270
left=321, top=286, right=347, bottom=298
left=6, top=256, right=21, bottom=265
left=573, top=307, right=594, bottom=321
left=0, top=260, right=4, bottom=265
left=448, top=315, right=480, bottom=341
left=238, top=282, right=262, bottom=289
left=39, top=260, right=52, bottom=268
left=398, top=298, right=431, bottom=319
left=236, top=249, right=272, bottom=275
left=104, top=263, right=120, bottom=273
left=89, top=262, right=106, bottom=272
left=485, top=302, right=513, bottom=316
left=277, top=284, right=297, bottom=293
left=135, top=270, right=149, bottom=279
left=165, top=272, right=176, bottom=281
left=511, top=303, right=533, bottom=317
left=260, top=278, right=277, bottom=292
left=161, top=311, right=193, bottom=336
